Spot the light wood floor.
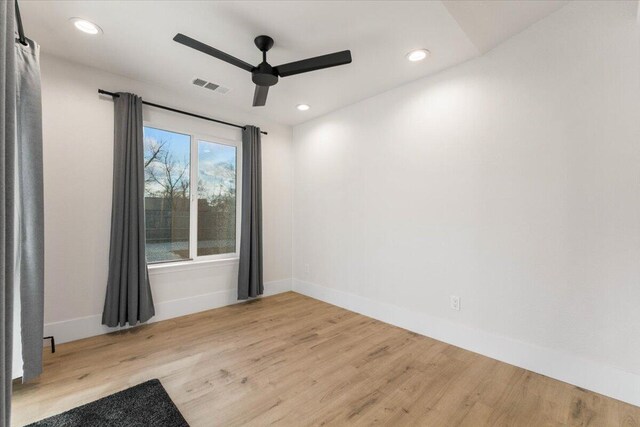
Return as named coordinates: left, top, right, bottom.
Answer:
left=12, top=292, right=640, bottom=426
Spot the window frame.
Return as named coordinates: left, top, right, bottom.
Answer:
left=143, top=122, right=242, bottom=266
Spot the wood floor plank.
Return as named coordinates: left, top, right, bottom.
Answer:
left=11, top=292, right=640, bottom=426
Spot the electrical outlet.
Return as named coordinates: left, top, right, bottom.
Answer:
left=450, top=295, right=460, bottom=311
left=304, top=263, right=310, bottom=277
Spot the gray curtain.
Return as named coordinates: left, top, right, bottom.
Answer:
left=237, top=125, right=263, bottom=300
left=2, top=1, right=45, bottom=423
left=16, top=36, right=44, bottom=384
left=1, top=2, right=17, bottom=425
left=102, top=93, right=155, bottom=327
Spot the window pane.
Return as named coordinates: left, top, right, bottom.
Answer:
left=143, top=127, right=191, bottom=263
left=197, top=140, right=237, bottom=256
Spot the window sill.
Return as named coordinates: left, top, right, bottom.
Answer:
left=148, top=257, right=239, bottom=275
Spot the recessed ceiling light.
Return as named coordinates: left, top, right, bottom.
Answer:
left=406, top=49, right=430, bottom=62
left=297, top=104, right=310, bottom=111
left=70, top=18, right=102, bottom=35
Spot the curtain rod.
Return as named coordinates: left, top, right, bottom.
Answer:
left=98, top=89, right=267, bottom=135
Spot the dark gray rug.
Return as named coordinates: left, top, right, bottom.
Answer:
left=26, top=379, right=189, bottom=427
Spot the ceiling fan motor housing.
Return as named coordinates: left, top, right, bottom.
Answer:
left=252, top=63, right=279, bottom=86
left=252, top=35, right=279, bottom=87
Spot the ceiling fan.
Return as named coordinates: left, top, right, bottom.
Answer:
left=173, top=33, right=352, bottom=107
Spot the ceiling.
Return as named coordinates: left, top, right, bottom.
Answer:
left=443, top=1, right=568, bottom=54
left=19, top=1, right=568, bottom=126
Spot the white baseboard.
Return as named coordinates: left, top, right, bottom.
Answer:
left=292, top=278, right=640, bottom=407
left=44, top=278, right=292, bottom=345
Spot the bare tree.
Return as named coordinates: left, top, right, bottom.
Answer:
left=144, top=139, right=190, bottom=205
left=203, top=162, right=236, bottom=205
left=144, top=137, right=167, bottom=169
left=145, top=151, right=189, bottom=200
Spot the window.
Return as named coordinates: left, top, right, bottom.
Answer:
left=143, top=125, right=240, bottom=264
left=197, top=140, right=238, bottom=256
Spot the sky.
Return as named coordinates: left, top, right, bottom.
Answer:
left=144, top=126, right=237, bottom=198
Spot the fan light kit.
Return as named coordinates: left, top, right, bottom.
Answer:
left=297, top=104, right=310, bottom=111
left=174, top=33, right=352, bottom=107
left=70, top=18, right=102, bottom=35
left=406, top=49, right=430, bottom=62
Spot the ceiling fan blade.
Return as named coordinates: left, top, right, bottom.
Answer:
left=173, top=33, right=255, bottom=72
left=275, top=50, right=352, bottom=77
left=253, top=85, right=269, bottom=107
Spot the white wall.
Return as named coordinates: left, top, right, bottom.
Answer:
left=40, top=54, right=293, bottom=343
left=293, top=1, right=640, bottom=405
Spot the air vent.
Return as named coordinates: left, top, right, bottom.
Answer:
left=192, top=78, right=207, bottom=87
left=192, top=78, right=230, bottom=95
